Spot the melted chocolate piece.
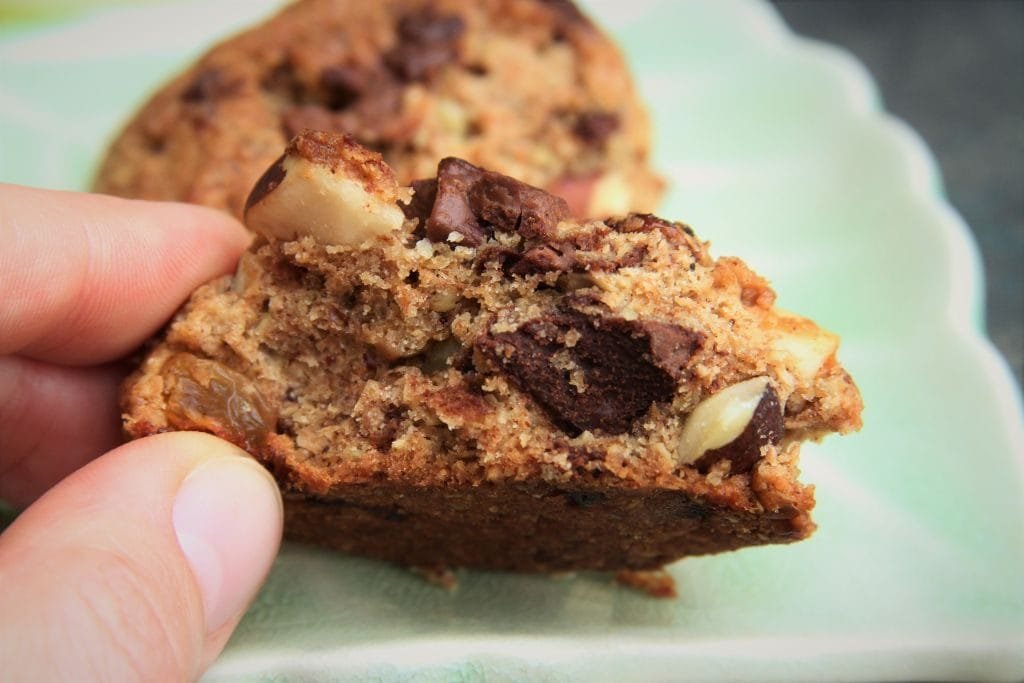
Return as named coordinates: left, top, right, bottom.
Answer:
left=386, top=9, right=465, bottom=81
left=694, top=386, right=784, bottom=474
left=477, top=312, right=701, bottom=435
left=573, top=110, right=620, bottom=146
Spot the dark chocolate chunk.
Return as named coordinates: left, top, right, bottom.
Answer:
left=641, top=321, right=703, bottom=380
left=510, top=242, right=577, bottom=275
left=467, top=175, right=525, bottom=234
left=468, top=173, right=570, bottom=240
left=320, top=64, right=370, bottom=110
left=282, top=69, right=403, bottom=140
left=426, top=158, right=488, bottom=245
left=386, top=9, right=465, bottom=81
left=181, top=68, right=240, bottom=103
left=400, top=178, right=438, bottom=225
left=423, top=157, right=570, bottom=246
left=477, top=312, right=701, bottom=435
left=244, top=153, right=287, bottom=213
left=397, top=7, right=466, bottom=44
left=694, top=386, right=784, bottom=474
left=573, top=110, right=620, bottom=146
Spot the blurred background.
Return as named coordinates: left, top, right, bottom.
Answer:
left=773, top=0, right=1023, bottom=387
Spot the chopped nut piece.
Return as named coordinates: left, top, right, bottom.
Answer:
left=244, top=131, right=405, bottom=247
left=769, top=309, right=840, bottom=381
left=677, top=376, right=784, bottom=473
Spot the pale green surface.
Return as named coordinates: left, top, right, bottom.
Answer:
left=1, top=0, right=1022, bottom=680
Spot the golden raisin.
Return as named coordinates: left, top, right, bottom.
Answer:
left=162, top=353, right=274, bottom=451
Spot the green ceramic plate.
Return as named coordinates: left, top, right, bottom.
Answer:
left=2, top=1, right=1023, bottom=680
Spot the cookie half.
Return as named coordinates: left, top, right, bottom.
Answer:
left=94, top=0, right=662, bottom=219
left=122, top=131, right=862, bottom=573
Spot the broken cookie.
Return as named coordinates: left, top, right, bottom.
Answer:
left=122, top=131, right=862, bottom=576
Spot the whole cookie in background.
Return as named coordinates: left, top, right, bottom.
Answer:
left=93, top=0, right=664, bottom=219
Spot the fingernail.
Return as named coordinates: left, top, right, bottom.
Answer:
left=172, top=456, right=283, bottom=632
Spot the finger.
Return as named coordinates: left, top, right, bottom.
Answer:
left=0, top=432, right=283, bottom=681
left=0, top=355, right=123, bottom=508
left=0, top=184, right=249, bottom=365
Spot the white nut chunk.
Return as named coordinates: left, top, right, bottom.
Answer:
left=677, top=376, right=784, bottom=473
left=768, top=309, right=840, bottom=381
left=244, top=131, right=406, bottom=247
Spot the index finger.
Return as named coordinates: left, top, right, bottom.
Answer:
left=0, top=184, right=250, bottom=365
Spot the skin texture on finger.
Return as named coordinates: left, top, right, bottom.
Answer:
left=0, top=432, right=283, bottom=682
left=0, top=355, right=123, bottom=508
left=0, top=184, right=250, bottom=365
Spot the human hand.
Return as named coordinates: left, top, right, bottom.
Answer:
left=0, top=184, right=283, bottom=681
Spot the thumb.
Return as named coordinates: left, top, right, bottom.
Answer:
left=0, top=432, right=283, bottom=681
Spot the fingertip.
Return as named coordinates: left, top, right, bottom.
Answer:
left=147, top=199, right=252, bottom=254
left=1, top=185, right=253, bottom=364
left=0, top=431, right=283, bottom=680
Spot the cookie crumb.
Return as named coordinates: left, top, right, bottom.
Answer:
left=615, top=569, right=677, bottom=598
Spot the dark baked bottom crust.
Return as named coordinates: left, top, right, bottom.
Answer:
left=282, top=482, right=813, bottom=572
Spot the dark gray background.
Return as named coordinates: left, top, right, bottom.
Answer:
left=772, top=0, right=1023, bottom=389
